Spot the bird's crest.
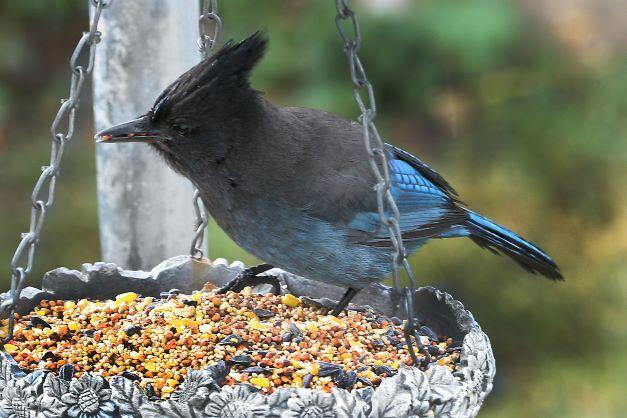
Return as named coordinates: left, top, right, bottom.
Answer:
left=151, top=31, right=268, bottom=122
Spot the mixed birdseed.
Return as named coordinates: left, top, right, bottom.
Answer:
left=3, top=284, right=462, bottom=398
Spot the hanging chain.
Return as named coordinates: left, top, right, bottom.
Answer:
left=0, top=0, right=111, bottom=347
left=190, top=0, right=222, bottom=259
left=334, top=0, right=428, bottom=365
left=197, top=0, right=222, bottom=59
left=189, top=189, right=208, bottom=259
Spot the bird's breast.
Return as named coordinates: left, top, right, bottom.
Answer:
left=203, top=193, right=392, bottom=287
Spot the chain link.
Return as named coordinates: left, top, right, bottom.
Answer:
left=190, top=0, right=222, bottom=259
left=0, top=0, right=111, bottom=347
left=190, top=189, right=209, bottom=259
left=197, top=0, right=222, bottom=60
left=334, top=0, right=427, bottom=365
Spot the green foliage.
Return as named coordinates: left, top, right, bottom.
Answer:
left=417, top=0, right=520, bottom=73
left=0, top=1, right=625, bottom=416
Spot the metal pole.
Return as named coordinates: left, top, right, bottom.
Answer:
left=91, top=0, right=202, bottom=270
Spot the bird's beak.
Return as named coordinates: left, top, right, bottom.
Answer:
left=95, top=115, right=167, bottom=143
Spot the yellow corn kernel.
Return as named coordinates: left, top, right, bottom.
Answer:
left=161, top=386, right=175, bottom=394
left=322, top=315, right=346, bottom=328
left=437, top=357, right=452, bottom=366
left=63, top=301, right=76, bottom=310
left=309, top=363, right=320, bottom=376
left=243, top=311, right=257, bottom=319
left=153, top=301, right=176, bottom=312
left=364, top=370, right=377, bottom=380
left=3, top=344, right=18, bottom=354
left=250, top=318, right=269, bottom=332
left=190, top=292, right=202, bottom=302
left=145, top=362, right=158, bottom=372
left=33, top=309, right=46, bottom=316
left=281, top=294, right=301, bottom=308
left=183, top=319, right=199, bottom=328
left=67, top=322, right=79, bottom=332
left=173, top=306, right=196, bottom=318
left=249, top=377, right=270, bottom=388
left=115, top=292, right=138, bottom=305
left=170, top=317, right=197, bottom=330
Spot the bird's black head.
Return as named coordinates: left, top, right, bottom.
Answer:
left=95, top=31, right=268, bottom=169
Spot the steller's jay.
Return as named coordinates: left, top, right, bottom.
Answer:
left=96, top=32, right=562, bottom=316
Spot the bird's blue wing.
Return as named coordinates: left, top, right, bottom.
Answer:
left=347, top=146, right=466, bottom=245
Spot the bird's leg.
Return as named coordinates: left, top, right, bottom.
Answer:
left=218, top=264, right=281, bottom=295
left=331, top=287, right=360, bottom=316
left=402, top=287, right=431, bottom=366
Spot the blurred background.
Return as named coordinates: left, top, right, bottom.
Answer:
left=0, top=0, right=625, bottom=416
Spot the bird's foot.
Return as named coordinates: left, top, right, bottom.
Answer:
left=218, top=264, right=281, bottom=296
left=330, top=287, right=360, bottom=317
left=402, top=287, right=432, bottom=366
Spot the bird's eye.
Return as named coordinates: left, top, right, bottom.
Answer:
left=171, top=122, right=191, bottom=136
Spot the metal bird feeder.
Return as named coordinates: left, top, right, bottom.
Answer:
left=0, top=257, right=495, bottom=417
left=0, top=1, right=495, bottom=417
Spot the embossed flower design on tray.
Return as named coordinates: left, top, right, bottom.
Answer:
left=60, top=373, right=116, bottom=418
left=282, top=390, right=336, bottom=418
left=204, top=384, right=270, bottom=418
left=0, top=373, right=42, bottom=418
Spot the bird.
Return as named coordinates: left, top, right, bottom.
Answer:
left=95, top=31, right=562, bottom=317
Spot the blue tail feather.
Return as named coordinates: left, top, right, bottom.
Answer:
left=465, top=211, right=562, bottom=280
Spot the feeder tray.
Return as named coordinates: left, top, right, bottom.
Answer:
left=0, top=256, right=494, bottom=417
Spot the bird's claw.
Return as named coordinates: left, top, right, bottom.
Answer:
left=218, top=264, right=282, bottom=296
left=330, top=287, right=360, bottom=317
